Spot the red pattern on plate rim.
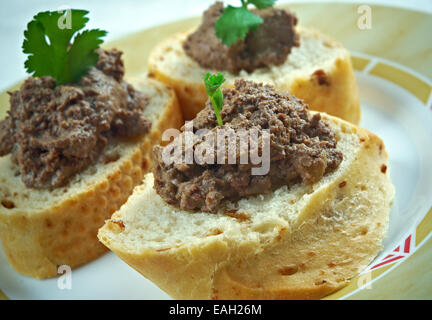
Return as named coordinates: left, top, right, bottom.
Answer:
left=369, top=235, right=412, bottom=270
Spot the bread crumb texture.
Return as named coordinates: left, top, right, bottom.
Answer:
left=148, top=27, right=361, bottom=123
left=99, top=114, right=394, bottom=299
left=0, top=78, right=183, bottom=279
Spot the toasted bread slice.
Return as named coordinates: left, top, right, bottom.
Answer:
left=98, top=113, right=393, bottom=299
left=148, top=27, right=361, bottom=123
left=0, top=77, right=183, bottom=279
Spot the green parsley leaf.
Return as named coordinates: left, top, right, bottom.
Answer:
left=23, top=10, right=107, bottom=85
left=214, top=0, right=277, bottom=46
left=203, top=72, right=226, bottom=126
left=215, top=6, right=262, bottom=46
left=248, top=0, right=276, bottom=9
left=203, top=72, right=225, bottom=96
left=63, top=29, right=106, bottom=83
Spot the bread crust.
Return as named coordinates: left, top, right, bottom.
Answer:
left=0, top=78, right=183, bottom=279
left=148, top=28, right=361, bottom=124
left=98, top=114, right=394, bottom=299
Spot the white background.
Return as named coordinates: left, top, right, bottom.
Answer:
left=0, top=0, right=431, bottom=90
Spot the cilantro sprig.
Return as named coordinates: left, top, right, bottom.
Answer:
left=23, top=10, right=107, bottom=85
left=215, top=0, right=276, bottom=46
left=203, top=72, right=226, bottom=126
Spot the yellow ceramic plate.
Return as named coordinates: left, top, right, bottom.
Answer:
left=0, top=2, right=431, bottom=299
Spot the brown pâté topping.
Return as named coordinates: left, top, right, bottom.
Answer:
left=183, top=2, right=299, bottom=74
left=0, top=49, right=151, bottom=189
left=153, top=80, right=342, bottom=213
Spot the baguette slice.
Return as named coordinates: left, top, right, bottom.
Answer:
left=0, top=77, right=183, bottom=279
left=98, top=113, right=394, bottom=300
left=148, top=27, right=361, bottom=124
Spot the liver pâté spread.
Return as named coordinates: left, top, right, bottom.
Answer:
left=183, top=2, right=299, bottom=74
left=0, top=49, right=151, bottom=189
left=153, top=80, right=343, bottom=213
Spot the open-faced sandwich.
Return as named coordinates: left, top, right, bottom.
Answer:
left=98, top=75, right=394, bottom=299
left=0, top=10, right=182, bottom=279
left=148, top=1, right=361, bottom=123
